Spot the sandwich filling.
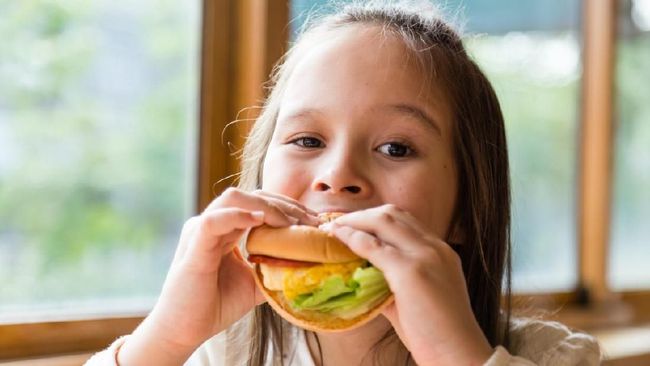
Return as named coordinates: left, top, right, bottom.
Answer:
left=250, top=256, right=391, bottom=320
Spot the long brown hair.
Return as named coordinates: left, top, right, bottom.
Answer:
left=230, top=2, right=512, bottom=365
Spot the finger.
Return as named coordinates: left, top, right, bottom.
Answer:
left=217, top=228, right=247, bottom=256
left=328, top=208, right=431, bottom=253
left=189, top=208, right=265, bottom=258
left=173, top=217, right=249, bottom=265
left=206, top=188, right=299, bottom=227
left=254, top=285, right=266, bottom=306
left=233, top=246, right=266, bottom=305
left=252, top=190, right=320, bottom=226
left=252, top=190, right=318, bottom=215
left=232, top=245, right=246, bottom=262
left=219, top=250, right=268, bottom=313
left=172, top=216, right=201, bottom=265
left=380, top=303, right=410, bottom=349
left=341, top=205, right=433, bottom=237
left=327, top=224, right=400, bottom=271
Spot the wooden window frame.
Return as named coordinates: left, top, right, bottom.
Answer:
left=2, top=0, right=649, bottom=361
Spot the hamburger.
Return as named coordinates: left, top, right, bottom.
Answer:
left=245, top=212, right=394, bottom=332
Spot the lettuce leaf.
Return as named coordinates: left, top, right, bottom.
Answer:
left=290, top=266, right=391, bottom=319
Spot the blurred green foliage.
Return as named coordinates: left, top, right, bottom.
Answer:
left=0, top=0, right=199, bottom=309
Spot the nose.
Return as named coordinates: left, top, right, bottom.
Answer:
left=311, top=148, right=372, bottom=197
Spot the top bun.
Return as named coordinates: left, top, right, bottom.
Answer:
left=246, top=212, right=360, bottom=263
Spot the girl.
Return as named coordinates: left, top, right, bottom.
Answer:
left=87, top=2, right=600, bottom=365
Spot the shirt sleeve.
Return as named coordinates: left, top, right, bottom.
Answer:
left=81, top=333, right=227, bottom=366
left=83, top=336, right=130, bottom=366
left=503, top=318, right=602, bottom=366
left=485, top=346, right=538, bottom=365
left=184, top=332, right=227, bottom=366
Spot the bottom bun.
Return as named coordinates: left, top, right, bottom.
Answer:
left=252, top=265, right=394, bottom=332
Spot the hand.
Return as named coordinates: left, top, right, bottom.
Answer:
left=118, top=188, right=320, bottom=365
left=322, top=205, right=493, bottom=366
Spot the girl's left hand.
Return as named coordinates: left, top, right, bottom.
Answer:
left=322, top=204, right=494, bottom=366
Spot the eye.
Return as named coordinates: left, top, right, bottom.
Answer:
left=377, top=142, right=414, bottom=158
left=290, top=136, right=323, bottom=149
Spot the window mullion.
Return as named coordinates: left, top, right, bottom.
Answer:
left=578, top=0, right=617, bottom=302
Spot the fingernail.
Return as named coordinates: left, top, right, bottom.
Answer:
left=251, top=211, right=264, bottom=220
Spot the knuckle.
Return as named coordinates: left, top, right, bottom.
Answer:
left=423, top=234, right=437, bottom=243
left=290, top=205, right=306, bottom=217
left=447, top=247, right=463, bottom=266
left=413, top=262, right=431, bottom=278
left=349, top=230, right=365, bottom=242
left=349, top=230, right=367, bottom=244
left=383, top=204, right=401, bottom=214
left=185, top=215, right=200, bottom=227
left=378, top=211, right=396, bottom=224
left=181, top=215, right=200, bottom=233
left=220, top=187, right=241, bottom=201
left=197, top=214, right=215, bottom=233
left=422, top=247, right=443, bottom=264
left=412, top=253, right=435, bottom=274
left=382, top=243, right=398, bottom=256
left=356, top=232, right=381, bottom=250
left=264, top=199, right=278, bottom=212
left=223, top=186, right=237, bottom=195
left=368, top=236, right=382, bottom=248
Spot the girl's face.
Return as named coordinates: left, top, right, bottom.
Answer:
left=263, top=26, right=458, bottom=238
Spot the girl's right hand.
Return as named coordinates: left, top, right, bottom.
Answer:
left=117, top=188, right=320, bottom=365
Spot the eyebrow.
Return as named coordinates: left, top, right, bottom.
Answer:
left=282, top=104, right=443, bottom=136
left=282, top=109, right=324, bottom=123
left=383, top=104, right=442, bottom=136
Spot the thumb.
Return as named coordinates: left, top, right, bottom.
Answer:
left=219, top=229, right=247, bottom=257
left=382, top=303, right=409, bottom=348
left=232, top=246, right=267, bottom=306
left=253, top=284, right=267, bottom=306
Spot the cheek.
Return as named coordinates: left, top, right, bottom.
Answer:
left=389, top=183, right=437, bottom=222
left=387, top=168, right=457, bottom=237
left=261, top=150, right=310, bottom=198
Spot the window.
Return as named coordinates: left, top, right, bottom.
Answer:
left=0, top=1, right=201, bottom=321
left=3, top=0, right=649, bottom=361
left=610, top=0, right=650, bottom=289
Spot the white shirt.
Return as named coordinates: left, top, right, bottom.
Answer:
left=85, top=316, right=601, bottom=365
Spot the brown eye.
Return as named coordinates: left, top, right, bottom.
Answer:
left=378, top=142, right=413, bottom=158
left=292, top=137, right=323, bottom=148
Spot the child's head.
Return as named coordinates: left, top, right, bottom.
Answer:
left=237, top=1, right=511, bottom=363
left=263, top=23, right=460, bottom=243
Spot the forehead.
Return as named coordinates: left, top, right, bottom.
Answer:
left=279, top=24, right=451, bottom=128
